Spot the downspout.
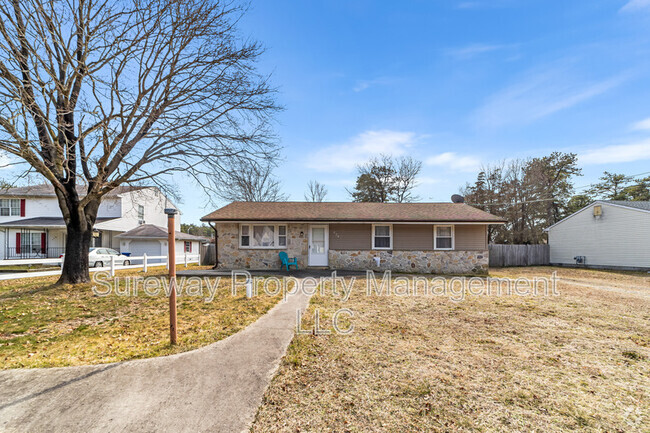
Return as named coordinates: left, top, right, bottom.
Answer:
left=208, top=222, right=218, bottom=269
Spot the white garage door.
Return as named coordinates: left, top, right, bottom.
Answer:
left=127, top=240, right=164, bottom=263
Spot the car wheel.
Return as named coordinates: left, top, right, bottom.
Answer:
left=95, top=261, right=103, bottom=268
left=123, top=260, right=130, bottom=266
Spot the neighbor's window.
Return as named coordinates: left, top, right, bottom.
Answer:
left=137, top=205, right=145, bottom=224
left=240, top=224, right=287, bottom=248
left=372, top=224, right=392, bottom=249
left=21, top=232, right=43, bottom=254
left=0, top=199, right=20, bottom=216
left=434, top=225, right=454, bottom=250
left=184, top=241, right=192, bottom=253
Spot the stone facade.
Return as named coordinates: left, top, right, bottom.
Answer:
left=328, top=249, right=488, bottom=275
left=216, top=223, right=309, bottom=269
left=216, top=223, right=488, bottom=274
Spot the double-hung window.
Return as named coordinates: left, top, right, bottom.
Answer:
left=434, top=225, right=454, bottom=250
left=372, top=224, right=392, bottom=249
left=0, top=199, right=20, bottom=216
left=240, top=224, right=287, bottom=249
left=137, top=205, right=145, bottom=225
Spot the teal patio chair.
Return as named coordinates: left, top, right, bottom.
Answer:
left=279, top=251, right=298, bottom=271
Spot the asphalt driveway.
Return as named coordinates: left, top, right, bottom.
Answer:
left=0, top=283, right=311, bottom=433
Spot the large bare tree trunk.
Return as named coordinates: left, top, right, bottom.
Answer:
left=57, top=196, right=100, bottom=285
left=59, top=220, right=93, bottom=284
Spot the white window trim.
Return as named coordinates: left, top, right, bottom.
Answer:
left=239, top=224, right=288, bottom=249
left=434, top=224, right=455, bottom=251
left=0, top=198, right=20, bottom=216
left=371, top=223, right=393, bottom=250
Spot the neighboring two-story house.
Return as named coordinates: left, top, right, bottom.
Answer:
left=0, top=184, right=184, bottom=259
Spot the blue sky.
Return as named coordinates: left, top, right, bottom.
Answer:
left=61, top=1, right=650, bottom=223
left=173, top=1, right=650, bottom=222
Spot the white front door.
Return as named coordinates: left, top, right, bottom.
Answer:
left=308, top=225, right=329, bottom=266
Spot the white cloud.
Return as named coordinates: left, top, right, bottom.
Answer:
left=580, top=139, right=650, bottom=165
left=353, top=77, right=394, bottom=92
left=621, top=0, right=650, bottom=12
left=418, top=176, right=442, bottom=185
left=474, top=66, right=629, bottom=128
left=306, top=130, right=418, bottom=172
left=325, top=178, right=356, bottom=187
left=425, top=152, right=481, bottom=172
left=631, top=117, right=650, bottom=130
left=447, top=43, right=513, bottom=60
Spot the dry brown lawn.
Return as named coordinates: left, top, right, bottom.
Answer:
left=252, top=267, right=649, bottom=432
left=0, top=266, right=282, bottom=368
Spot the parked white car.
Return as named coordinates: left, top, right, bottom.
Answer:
left=88, top=248, right=131, bottom=267
left=61, top=248, right=131, bottom=268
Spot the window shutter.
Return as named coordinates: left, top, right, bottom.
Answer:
left=41, top=233, right=46, bottom=254
left=20, top=199, right=25, bottom=217
left=16, top=233, right=21, bottom=254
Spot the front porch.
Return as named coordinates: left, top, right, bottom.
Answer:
left=5, top=246, right=66, bottom=259
left=1, top=225, right=122, bottom=260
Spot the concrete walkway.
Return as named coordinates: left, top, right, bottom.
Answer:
left=0, top=284, right=311, bottom=433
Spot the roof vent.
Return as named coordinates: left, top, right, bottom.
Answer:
left=451, top=194, right=465, bottom=204
left=593, top=205, right=602, bottom=217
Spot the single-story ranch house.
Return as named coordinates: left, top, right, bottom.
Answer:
left=201, top=202, right=505, bottom=274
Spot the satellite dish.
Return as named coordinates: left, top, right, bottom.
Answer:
left=451, top=194, right=465, bottom=204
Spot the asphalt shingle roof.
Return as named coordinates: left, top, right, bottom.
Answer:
left=0, top=184, right=148, bottom=197
left=605, top=200, right=650, bottom=211
left=201, top=202, right=505, bottom=223
left=116, top=224, right=209, bottom=241
left=0, top=217, right=117, bottom=227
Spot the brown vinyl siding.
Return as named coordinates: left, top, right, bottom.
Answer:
left=393, top=224, right=433, bottom=250
left=329, top=224, right=371, bottom=250
left=329, top=223, right=487, bottom=251
left=454, top=225, right=487, bottom=250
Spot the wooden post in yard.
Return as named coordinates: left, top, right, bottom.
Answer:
left=165, top=208, right=178, bottom=345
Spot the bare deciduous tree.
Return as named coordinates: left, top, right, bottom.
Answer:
left=348, top=154, right=421, bottom=202
left=0, top=0, right=279, bottom=283
left=393, top=156, right=422, bottom=203
left=215, top=159, right=287, bottom=202
left=304, top=180, right=327, bottom=202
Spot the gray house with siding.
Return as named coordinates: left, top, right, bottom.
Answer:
left=547, top=200, right=650, bottom=270
left=201, top=202, right=505, bottom=274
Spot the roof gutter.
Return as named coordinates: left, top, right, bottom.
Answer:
left=200, top=219, right=507, bottom=224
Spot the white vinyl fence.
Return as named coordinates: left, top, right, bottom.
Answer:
left=0, top=253, right=200, bottom=281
